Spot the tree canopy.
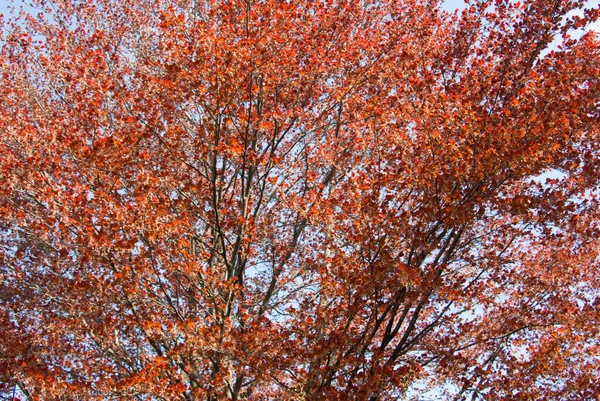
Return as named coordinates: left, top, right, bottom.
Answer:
left=1, top=0, right=600, bottom=399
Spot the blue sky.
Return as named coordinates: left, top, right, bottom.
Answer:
left=0, top=0, right=467, bottom=18
left=2, top=0, right=598, bottom=26
left=1, top=0, right=598, bottom=53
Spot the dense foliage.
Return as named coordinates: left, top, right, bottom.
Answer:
left=1, top=0, right=600, bottom=399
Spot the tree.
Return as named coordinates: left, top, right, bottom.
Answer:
left=1, top=0, right=599, bottom=399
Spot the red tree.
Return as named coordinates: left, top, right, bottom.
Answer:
left=1, top=0, right=600, bottom=399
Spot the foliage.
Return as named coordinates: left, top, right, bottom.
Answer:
left=1, top=0, right=600, bottom=399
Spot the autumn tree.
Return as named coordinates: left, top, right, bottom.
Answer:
left=1, top=0, right=600, bottom=399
